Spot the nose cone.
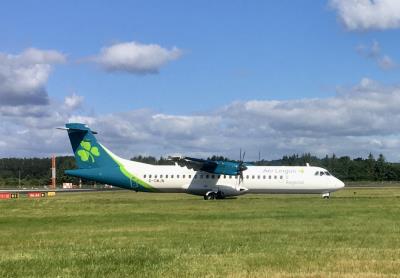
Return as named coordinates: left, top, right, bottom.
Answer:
left=336, top=179, right=345, bottom=189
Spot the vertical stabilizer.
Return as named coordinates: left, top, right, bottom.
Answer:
left=65, top=123, right=118, bottom=169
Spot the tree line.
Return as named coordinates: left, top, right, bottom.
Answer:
left=255, top=153, right=400, bottom=181
left=113, top=153, right=400, bottom=181
left=0, top=157, right=79, bottom=187
left=0, top=153, right=399, bottom=187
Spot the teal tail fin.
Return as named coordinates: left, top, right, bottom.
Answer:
left=62, top=123, right=156, bottom=191
left=64, top=123, right=118, bottom=169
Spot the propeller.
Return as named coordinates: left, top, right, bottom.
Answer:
left=238, top=149, right=248, bottom=184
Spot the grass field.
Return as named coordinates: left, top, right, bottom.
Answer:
left=1, top=188, right=400, bottom=278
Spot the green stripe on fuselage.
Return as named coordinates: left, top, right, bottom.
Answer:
left=118, top=164, right=157, bottom=192
left=102, top=146, right=157, bottom=192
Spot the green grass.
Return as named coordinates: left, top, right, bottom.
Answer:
left=1, top=188, right=400, bottom=277
left=345, top=181, right=400, bottom=187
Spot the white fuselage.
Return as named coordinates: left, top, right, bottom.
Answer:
left=121, top=158, right=345, bottom=197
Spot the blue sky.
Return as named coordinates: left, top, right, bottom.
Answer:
left=1, top=0, right=400, bottom=160
left=1, top=0, right=397, bottom=113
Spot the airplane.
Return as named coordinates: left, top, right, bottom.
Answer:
left=60, top=123, right=345, bottom=200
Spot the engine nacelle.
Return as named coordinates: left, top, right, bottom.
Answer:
left=200, top=161, right=243, bottom=175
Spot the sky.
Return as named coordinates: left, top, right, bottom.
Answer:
left=1, top=0, right=400, bottom=161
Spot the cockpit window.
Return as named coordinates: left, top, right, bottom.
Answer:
left=315, top=170, right=332, bottom=177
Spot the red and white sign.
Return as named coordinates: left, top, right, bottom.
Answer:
left=0, top=193, right=11, bottom=199
left=28, top=192, right=45, bottom=198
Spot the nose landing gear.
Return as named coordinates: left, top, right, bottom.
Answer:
left=322, top=192, right=330, bottom=199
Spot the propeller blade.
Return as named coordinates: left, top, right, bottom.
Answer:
left=237, top=148, right=247, bottom=184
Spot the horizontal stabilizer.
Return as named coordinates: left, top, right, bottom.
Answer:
left=56, top=126, right=97, bottom=134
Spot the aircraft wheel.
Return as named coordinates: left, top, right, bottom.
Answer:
left=322, top=192, right=330, bottom=199
left=204, top=193, right=215, bottom=200
left=216, top=191, right=225, bottom=199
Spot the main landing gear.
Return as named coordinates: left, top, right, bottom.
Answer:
left=204, top=193, right=214, bottom=200
left=322, top=192, right=330, bottom=199
left=203, top=191, right=225, bottom=200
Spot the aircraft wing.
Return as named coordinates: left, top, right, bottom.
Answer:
left=168, top=156, right=247, bottom=176
left=168, top=156, right=213, bottom=171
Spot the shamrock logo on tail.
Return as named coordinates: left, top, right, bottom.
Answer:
left=77, top=141, right=100, bottom=163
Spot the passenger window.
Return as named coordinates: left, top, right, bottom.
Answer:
left=177, top=175, right=180, bottom=178
left=165, top=175, right=168, bottom=178
left=144, top=174, right=147, bottom=178
left=252, top=175, right=255, bottom=179
left=257, top=175, right=260, bottom=179
left=224, top=175, right=226, bottom=179
left=211, top=175, right=215, bottom=179
left=229, top=175, right=232, bottom=179
left=189, top=175, right=191, bottom=178
left=320, top=172, right=324, bottom=176
left=206, top=175, right=209, bottom=179
left=194, top=175, right=197, bottom=179
left=218, top=175, right=221, bottom=179
left=246, top=175, right=249, bottom=179
left=315, top=171, right=319, bottom=176
left=280, top=176, right=283, bottom=179
left=160, top=175, right=163, bottom=178
left=171, top=175, right=174, bottom=178
left=200, top=175, right=203, bottom=179
left=263, top=175, right=266, bottom=179
left=235, top=176, right=238, bottom=179
left=269, top=175, right=271, bottom=179
left=149, top=175, right=152, bottom=178
left=183, top=175, right=186, bottom=179
left=155, top=175, right=158, bottom=178
left=274, top=176, right=277, bottom=179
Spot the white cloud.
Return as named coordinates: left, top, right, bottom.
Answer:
left=0, top=96, right=87, bottom=157
left=224, top=81, right=400, bottom=139
left=18, top=48, right=66, bottom=64
left=356, top=41, right=397, bottom=70
left=3, top=79, right=400, bottom=161
left=330, top=0, right=400, bottom=31
left=86, top=79, right=400, bottom=161
left=93, top=41, right=182, bottom=74
left=67, top=115, right=96, bottom=126
left=0, top=48, right=65, bottom=106
left=64, top=93, right=84, bottom=110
